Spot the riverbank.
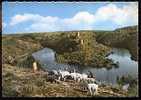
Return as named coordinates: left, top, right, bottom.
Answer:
left=2, top=31, right=115, bottom=69
left=2, top=25, right=137, bottom=68
left=3, top=64, right=131, bottom=97
left=95, top=25, right=138, bottom=61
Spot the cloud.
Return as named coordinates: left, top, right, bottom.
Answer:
left=9, top=14, right=44, bottom=26
left=95, top=3, right=138, bottom=25
left=27, top=20, right=61, bottom=32
left=10, top=13, right=60, bottom=32
left=9, top=2, right=138, bottom=32
left=63, top=11, right=95, bottom=25
left=122, top=3, right=138, bottom=25
left=10, top=14, right=33, bottom=26
left=11, top=12, right=95, bottom=32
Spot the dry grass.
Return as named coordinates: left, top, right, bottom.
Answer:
left=2, top=64, right=129, bottom=97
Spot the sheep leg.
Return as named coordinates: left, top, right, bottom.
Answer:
left=94, top=88, right=97, bottom=95
left=90, top=88, right=93, bottom=96
left=93, top=88, right=95, bottom=95
left=62, top=76, right=64, bottom=81
left=58, top=76, right=61, bottom=81
left=78, top=78, right=80, bottom=82
left=64, top=77, right=66, bottom=81
left=89, top=87, right=92, bottom=96
left=95, top=88, right=98, bottom=95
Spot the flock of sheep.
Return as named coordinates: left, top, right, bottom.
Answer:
left=46, top=69, right=99, bottom=95
left=32, top=61, right=130, bottom=96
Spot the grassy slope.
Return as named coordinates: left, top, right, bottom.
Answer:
left=95, top=25, right=138, bottom=61
left=3, top=64, right=129, bottom=97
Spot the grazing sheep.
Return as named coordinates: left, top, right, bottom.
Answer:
left=47, top=75, right=58, bottom=83
left=88, top=71, right=95, bottom=78
left=88, top=83, right=98, bottom=95
left=64, top=75, right=73, bottom=81
left=70, top=72, right=77, bottom=81
left=86, top=78, right=96, bottom=83
left=72, top=73, right=89, bottom=82
left=122, top=84, right=130, bottom=92
left=76, top=73, right=82, bottom=78
left=58, top=70, right=70, bottom=81
left=70, top=72, right=82, bottom=82
left=48, top=70, right=55, bottom=75
left=52, top=70, right=58, bottom=75
left=80, top=73, right=88, bottom=81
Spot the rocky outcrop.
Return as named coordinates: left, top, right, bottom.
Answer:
left=2, top=35, right=42, bottom=66
left=53, top=32, right=112, bottom=67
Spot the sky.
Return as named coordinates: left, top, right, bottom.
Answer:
left=2, top=2, right=138, bottom=34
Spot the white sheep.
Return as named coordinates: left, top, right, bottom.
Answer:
left=70, top=72, right=78, bottom=82
left=88, top=83, right=98, bottom=95
left=76, top=73, right=83, bottom=82
left=58, top=70, right=70, bottom=81
left=77, top=73, right=88, bottom=82
left=52, top=70, right=58, bottom=75
left=86, top=78, right=96, bottom=83
left=122, top=84, right=129, bottom=92
left=70, top=72, right=84, bottom=82
left=81, top=73, right=88, bottom=80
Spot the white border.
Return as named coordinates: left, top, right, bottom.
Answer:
left=2, top=1, right=138, bottom=4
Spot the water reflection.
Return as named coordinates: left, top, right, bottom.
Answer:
left=112, top=48, right=131, bottom=57
left=32, top=47, right=138, bottom=84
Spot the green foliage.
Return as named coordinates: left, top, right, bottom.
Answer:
left=55, top=32, right=111, bottom=67
left=117, top=75, right=138, bottom=96
left=2, top=39, right=17, bottom=46
left=117, top=75, right=137, bottom=86
left=17, top=54, right=34, bottom=68
left=95, top=25, right=138, bottom=60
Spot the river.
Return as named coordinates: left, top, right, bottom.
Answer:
left=32, top=47, right=138, bottom=85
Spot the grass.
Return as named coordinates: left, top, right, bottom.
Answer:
left=2, top=39, right=17, bottom=46
left=2, top=64, right=130, bottom=97
left=117, top=75, right=138, bottom=97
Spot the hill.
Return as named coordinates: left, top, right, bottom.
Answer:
left=95, top=25, right=138, bottom=61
